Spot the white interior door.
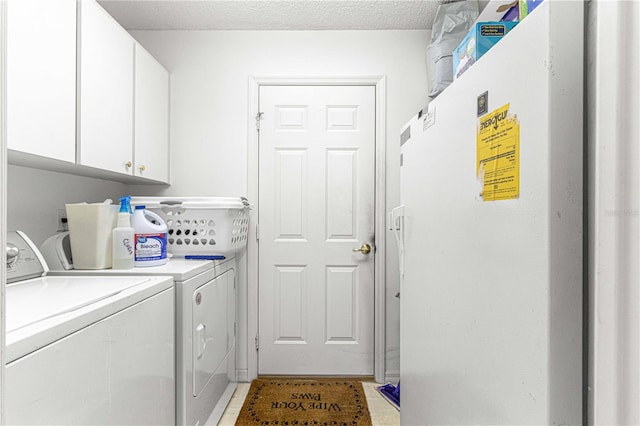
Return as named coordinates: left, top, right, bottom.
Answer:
left=258, top=85, right=376, bottom=375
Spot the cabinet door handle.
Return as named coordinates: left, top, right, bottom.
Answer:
left=139, top=164, right=146, bottom=172
left=125, top=161, right=132, bottom=168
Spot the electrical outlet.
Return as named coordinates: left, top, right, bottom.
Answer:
left=58, top=208, right=68, bottom=232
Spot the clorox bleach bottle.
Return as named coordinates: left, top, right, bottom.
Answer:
left=132, top=205, right=168, bottom=267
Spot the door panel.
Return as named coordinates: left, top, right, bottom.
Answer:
left=258, top=85, right=375, bottom=375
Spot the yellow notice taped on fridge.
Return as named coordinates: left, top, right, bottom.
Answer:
left=477, top=103, right=520, bottom=201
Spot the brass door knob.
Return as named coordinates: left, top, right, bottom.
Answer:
left=352, top=243, right=372, bottom=255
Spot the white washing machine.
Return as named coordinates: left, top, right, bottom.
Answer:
left=42, top=231, right=237, bottom=426
left=5, top=231, right=175, bottom=425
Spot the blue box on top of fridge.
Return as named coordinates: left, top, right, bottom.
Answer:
left=519, top=0, right=544, bottom=20
left=452, top=21, right=518, bottom=80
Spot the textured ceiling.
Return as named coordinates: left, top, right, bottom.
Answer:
left=97, top=0, right=487, bottom=31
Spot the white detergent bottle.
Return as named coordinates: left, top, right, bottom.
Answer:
left=112, top=196, right=134, bottom=269
left=132, top=205, right=168, bottom=267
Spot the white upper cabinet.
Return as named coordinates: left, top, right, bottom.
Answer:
left=78, top=0, right=135, bottom=176
left=134, top=46, right=170, bottom=183
left=7, top=0, right=77, bottom=162
left=7, top=0, right=170, bottom=184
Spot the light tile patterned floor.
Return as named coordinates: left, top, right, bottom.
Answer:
left=217, top=381, right=400, bottom=425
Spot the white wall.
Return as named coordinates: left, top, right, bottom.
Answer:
left=128, top=29, right=431, bottom=380
left=7, top=165, right=126, bottom=247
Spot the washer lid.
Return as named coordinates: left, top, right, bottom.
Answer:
left=6, top=275, right=173, bottom=363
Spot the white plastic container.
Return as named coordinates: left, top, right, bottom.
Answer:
left=132, top=205, right=168, bottom=267
left=65, top=201, right=118, bottom=269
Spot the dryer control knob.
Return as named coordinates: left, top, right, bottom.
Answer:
left=6, top=243, right=19, bottom=266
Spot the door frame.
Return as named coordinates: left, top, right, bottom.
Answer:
left=247, top=76, right=387, bottom=383
left=1, top=2, right=7, bottom=421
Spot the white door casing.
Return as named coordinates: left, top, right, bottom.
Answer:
left=258, top=85, right=376, bottom=375
left=1, top=2, right=7, bottom=422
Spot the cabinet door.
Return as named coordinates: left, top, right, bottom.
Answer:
left=134, top=45, right=170, bottom=183
left=7, top=0, right=76, bottom=162
left=78, top=0, right=134, bottom=175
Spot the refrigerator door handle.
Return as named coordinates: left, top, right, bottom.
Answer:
left=391, top=205, right=405, bottom=278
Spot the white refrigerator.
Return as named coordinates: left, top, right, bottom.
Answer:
left=396, top=1, right=583, bottom=424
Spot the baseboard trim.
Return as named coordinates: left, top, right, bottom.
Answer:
left=384, top=372, right=400, bottom=384
left=237, top=368, right=249, bottom=383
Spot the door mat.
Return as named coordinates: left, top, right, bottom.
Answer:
left=235, top=378, right=372, bottom=425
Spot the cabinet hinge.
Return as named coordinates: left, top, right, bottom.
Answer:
left=255, top=334, right=260, bottom=351
left=256, top=112, right=264, bottom=131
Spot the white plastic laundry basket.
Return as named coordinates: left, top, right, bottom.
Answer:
left=129, top=197, right=250, bottom=258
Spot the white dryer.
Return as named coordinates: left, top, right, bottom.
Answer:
left=42, top=231, right=237, bottom=426
left=5, top=231, right=175, bottom=425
